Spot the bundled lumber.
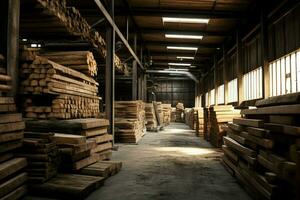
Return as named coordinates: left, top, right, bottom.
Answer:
left=115, top=101, right=146, bottom=143
left=39, top=51, right=97, bottom=77
left=29, top=173, right=105, bottom=200
left=79, top=161, right=122, bottom=179
left=0, top=97, right=27, bottom=200
left=222, top=93, right=300, bottom=200
left=196, top=108, right=205, bottom=137
left=153, top=101, right=162, bottom=127
left=171, top=107, right=176, bottom=122
left=145, top=103, right=158, bottom=131
left=184, top=108, right=197, bottom=130
left=18, top=132, right=59, bottom=183
left=0, top=55, right=11, bottom=93
left=207, top=105, right=241, bottom=147
left=20, top=56, right=100, bottom=119
left=25, top=118, right=113, bottom=164
left=175, top=102, right=184, bottom=122
left=162, top=104, right=172, bottom=126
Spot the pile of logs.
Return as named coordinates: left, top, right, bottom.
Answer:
left=206, top=105, right=240, bottom=147
left=145, top=103, right=158, bottom=131
left=0, top=96, right=27, bottom=199
left=175, top=102, right=184, bottom=122
left=18, top=132, right=59, bottom=183
left=39, top=51, right=97, bottom=77
left=115, top=101, right=146, bottom=143
left=20, top=55, right=100, bottom=119
left=222, top=93, right=300, bottom=199
left=162, top=104, right=172, bottom=126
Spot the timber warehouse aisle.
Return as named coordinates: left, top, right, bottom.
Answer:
left=0, top=0, right=299, bottom=200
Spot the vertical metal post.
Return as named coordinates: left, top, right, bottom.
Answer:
left=132, top=32, right=137, bottom=100
left=236, top=30, right=243, bottom=105
left=143, top=73, right=147, bottom=101
left=7, top=0, right=20, bottom=97
left=126, top=16, right=129, bottom=41
left=105, top=0, right=115, bottom=142
left=261, top=3, right=269, bottom=99
left=213, top=55, right=217, bottom=105
left=223, top=45, right=228, bottom=105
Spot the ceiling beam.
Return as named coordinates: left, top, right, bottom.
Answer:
left=115, top=7, right=242, bottom=19
left=141, top=28, right=229, bottom=37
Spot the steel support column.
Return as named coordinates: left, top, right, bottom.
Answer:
left=105, top=0, right=115, bottom=142
left=236, top=30, right=243, bottom=105
left=261, top=3, right=269, bottom=99
left=7, top=0, right=20, bottom=97
left=132, top=32, right=138, bottom=100
left=223, top=45, right=228, bottom=105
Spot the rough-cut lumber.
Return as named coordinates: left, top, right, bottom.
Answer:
left=0, top=121, right=25, bottom=133
left=0, top=185, right=27, bottom=200
left=0, top=113, right=23, bottom=124
left=79, top=161, right=122, bottom=178
left=264, top=123, right=300, bottom=136
left=0, top=158, right=27, bottom=180
left=233, top=118, right=264, bottom=128
left=223, top=136, right=256, bottom=157
left=255, top=92, right=300, bottom=107
left=0, top=173, right=27, bottom=198
left=241, top=104, right=300, bottom=115
left=53, top=133, right=86, bottom=145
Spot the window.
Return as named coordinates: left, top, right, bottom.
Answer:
left=270, top=49, right=300, bottom=97
left=243, top=67, right=263, bottom=101
left=228, top=78, right=238, bottom=103
left=205, top=92, right=209, bottom=107
left=210, top=89, right=215, bottom=106
left=217, top=85, right=225, bottom=104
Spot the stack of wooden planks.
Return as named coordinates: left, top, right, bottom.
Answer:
left=25, top=118, right=113, bottom=166
left=18, top=132, right=59, bottom=183
left=184, top=108, right=197, bottom=130
left=162, top=104, right=172, bottom=126
left=195, top=108, right=204, bottom=137
left=20, top=55, right=100, bottom=119
left=171, top=107, right=176, bottom=122
left=145, top=103, right=158, bottom=131
left=0, top=54, right=6, bottom=74
left=207, top=105, right=241, bottom=147
left=115, top=101, right=146, bottom=143
left=175, top=102, right=184, bottom=122
left=0, top=55, right=12, bottom=93
left=79, top=161, right=122, bottom=179
left=39, top=51, right=97, bottom=77
left=0, top=97, right=27, bottom=200
left=222, top=93, right=300, bottom=200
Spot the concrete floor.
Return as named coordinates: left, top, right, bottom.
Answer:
left=87, top=122, right=252, bottom=200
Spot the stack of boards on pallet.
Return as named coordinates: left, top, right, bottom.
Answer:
left=221, top=92, right=300, bottom=200
left=195, top=108, right=205, bottom=137
left=145, top=103, right=158, bottom=131
left=115, top=101, right=146, bottom=143
left=175, top=102, right=184, bottom=122
left=20, top=50, right=100, bottom=119
left=206, top=105, right=241, bottom=147
left=171, top=107, right=176, bottom=122
left=162, top=104, right=172, bottom=126
left=0, top=96, right=27, bottom=199
left=184, top=108, right=196, bottom=130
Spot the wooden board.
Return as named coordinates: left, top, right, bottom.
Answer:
left=0, top=173, right=27, bottom=198
left=53, top=133, right=86, bottom=145
left=0, top=140, right=23, bottom=154
left=233, top=118, right=264, bottom=128
left=0, top=131, right=23, bottom=143
left=73, top=154, right=100, bottom=170
left=264, top=123, right=300, bottom=136
left=0, top=114, right=22, bottom=124
left=0, top=158, right=27, bottom=180
left=0, top=185, right=27, bottom=200
left=255, top=92, right=300, bottom=107
left=223, top=136, right=256, bottom=157
left=241, top=104, right=300, bottom=115
left=79, top=161, right=122, bottom=178
left=0, top=121, right=25, bottom=134
left=29, top=174, right=105, bottom=199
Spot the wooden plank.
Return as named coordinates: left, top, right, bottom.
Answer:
left=241, top=104, right=300, bottom=115
left=245, top=127, right=271, bottom=138
left=53, top=133, right=86, bottom=145
left=264, top=123, right=300, bottom=136
left=223, top=136, right=256, bottom=157
left=83, top=128, right=108, bottom=137
left=0, top=104, right=16, bottom=113
left=91, top=142, right=112, bottom=154
left=0, top=158, right=27, bottom=180
left=222, top=145, right=238, bottom=163
left=0, top=131, right=23, bottom=143
left=0, top=121, right=25, bottom=134
left=0, top=153, right=13, bottom=163
left=0, top=114, right=22, bottom=124
left=0, top=97, right=14, bottom=105
left=79, top=161, right=122, bottom=178
left=73, top=154, right=100, bottom=170
left=0, top=173, right=27, bottom=197
left=227, top=122, right=244, bottom=132
left=93, top=134, right=113, bottom=144
left=0, top=185, right=27, bottom=200
left=255, top=92, right=300, bottom=107
left=0, top=140, right=22, bottom=153
left=269, top=115, right=297, bottom=126
left=240, top=131, right=273, bottom=149
left=233, top=118, right=264, bottom=128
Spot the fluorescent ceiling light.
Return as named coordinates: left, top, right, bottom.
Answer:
left=190, top=66, right=197, bottom=68
left=168, top=63, right=191, bottom=66
left=165, top=34, right=203, bottom=40
left=177, top=56, right=194, bottom=60
left=166, top=68, right=189, bottom=71
left=167, top=46, right=198, bottom=51
left=162, top=17, right=209, bottom=24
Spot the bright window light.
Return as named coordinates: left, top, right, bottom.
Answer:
left=165, top=34, right=203, bottom=40
left=167, top=46, right=198, bottom=51
left=177, top=56, right=194, bottom=60
left=168, top=63, right=191, bottom=66
left=162, top=17, right=209, bottom=24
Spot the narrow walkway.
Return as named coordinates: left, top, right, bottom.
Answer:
left=88, top=123, right=251, bottom=200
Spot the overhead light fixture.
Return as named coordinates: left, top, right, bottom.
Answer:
left=190, top=66, right=197, bottom=68
left=165, top=34, right=203, bottom=40
left=162, top=17, right=209, bottom=24
left=22, top=38, right=27, bottom=42
left=177, top=56, right=194, bottom=60
left=168, top=63, right=191, bottom=66
left=165, top=68, right=189, bottom=71
left=167, top=46, right=198, bottom=51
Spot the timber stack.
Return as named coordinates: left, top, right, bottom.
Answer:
left=221, top=93, right=300, bottom=200
left=171, top=107, right=176, bottom=122
left=162, top=104, right=172, bottom=126
left=207, top=105, right=240, bottom=147
left=175, top=102, right=184, bottom=122
left=184, top=108, right=197, bottom=130
left=115, top=101, right=146, bottom=143
left=20, top=55, right=100, bottom=119
left=195, top=108, right=204, bottom=137
left=145, top=103, right=158, bottom=131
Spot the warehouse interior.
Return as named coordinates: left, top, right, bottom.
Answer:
left=0, top=0, right=299, bottom=199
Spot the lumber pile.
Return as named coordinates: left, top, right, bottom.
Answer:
left=0, top=96, right=27, bottom=200
left=162, top=104, right=172, bottom=126
left=175, top=102, right=184, bottom=122
left=0, top=55, right=12, bottom=94
left=25, top=118, right=113, bottom=166
left=17, top=132, right=59, bottom=183
left=20, top=55, right=100, bottom=119
left=222, top=93, right=300, bottom=200
left=171, top=107, right=176, bottom=122
left=195, top=108, right=205, bottom=137
left=115, top=101, right=146, bottom=143
left=184, top=108, right=197, bottom=130
left=79, top=161, right=122, bottom=179
left=207, top=105, right=241, bottom=147
left=22, top=0, right=126, bottom=74
left=145, top=103, right=158, bottom=131
left=39, top=51, right=97, bottom=77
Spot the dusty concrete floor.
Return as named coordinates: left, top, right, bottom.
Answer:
left=87, top=123, right=251, bottom=200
